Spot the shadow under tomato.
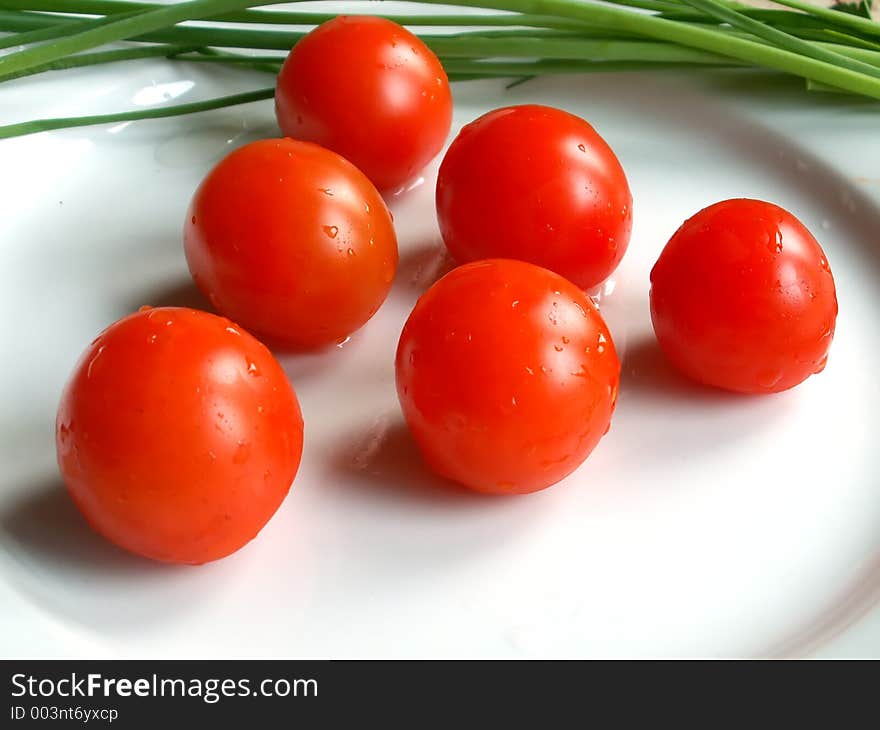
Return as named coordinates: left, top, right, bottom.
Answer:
left=127, top=277, right=214, bottom=314
left=0, top=478, right=171, bottom=577
left=620, top=335, right=748, bottom=404
left=330, top=417, right=492, bottom=507
left=392, top=237, right=455, bottom=298
left=608, top=334, right=796, bottom=471
left=320, top=415, right=554, bottom=573
left=0, top=475, right=231, bottom=634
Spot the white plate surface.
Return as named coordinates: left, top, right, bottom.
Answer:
left=2, top=7, right=880, bottom=658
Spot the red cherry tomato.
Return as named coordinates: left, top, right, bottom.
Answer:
left=436, top=105, right=632, bottom=291
left=55, top=307, right=304, bottom=564
left=650, top=198, right=838, bottom=394
left=184, top=138, right=398, bottom=349
left=396, top=259, right=620, bottom=495
left=275, top=15, right=453, bottom=192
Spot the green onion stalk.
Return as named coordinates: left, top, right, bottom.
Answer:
left=0, top=0, right=877, bottom=139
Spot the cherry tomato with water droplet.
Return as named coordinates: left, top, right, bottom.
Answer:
left=650, top=198, right=838, bottom=394
left=56, top=307, right=304, bottom=564
left=436, top=105, right=633, bottom=291
left=275, top=15, right=453, bottom=192
left=185, top=138, right=398, bottom=349
left=396, top=259, right=620, bottom=495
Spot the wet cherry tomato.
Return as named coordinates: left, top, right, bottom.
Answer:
left=275, top=15, right=453, bottom=192
left=56, top=307, right=304, bottom=564
left=396, top=259, right=620, bottom=495
left=650, top=198, right=838, bottom=394
left=185, top=138, right=398, bottom=349
left=436, top=105, right=632, bottom=291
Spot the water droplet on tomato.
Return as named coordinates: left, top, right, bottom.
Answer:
left=247, top=361, right=260, bottom=376
left=225, top=326, right=240, bottom=336
left=233, top=441, right=250, bottom=464
left=336, top=336, right=351, bottom=348
left=323, top=225, right=339, bottom=239
left=768, top=230, right=784, bottom=254
left=562, top=336, right=570, bottom=344
left=757, top=369, right=783, bottom=389
left=577, top=143, right=586, bottom=153
left=813, top=355, right=829, bottom=373
left=138, top=305, right=152, bottom=313
left=86, top=345, right=106, bottom=379
left=347, top=248, right=355, bottom=257
left=554, top=344, right=564, bottom=352
left=148, top=334, right=157, bottom=344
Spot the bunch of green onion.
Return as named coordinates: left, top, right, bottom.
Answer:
left=0, top=0, right=878, bottom=139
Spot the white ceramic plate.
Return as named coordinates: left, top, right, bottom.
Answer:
left=2, top=6, right=880, bottom=659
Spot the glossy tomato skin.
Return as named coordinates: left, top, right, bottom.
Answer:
left=396, top=259, right=620, bottom=495
left=56, top=307, right=304, bottom=564
left=275, top=15, right=453, bottom=192
left=436, top=105, right=632, bottom=291
left=650, top=199, right=838, bottom=394
left=185, top=138, right=397, bottom=349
